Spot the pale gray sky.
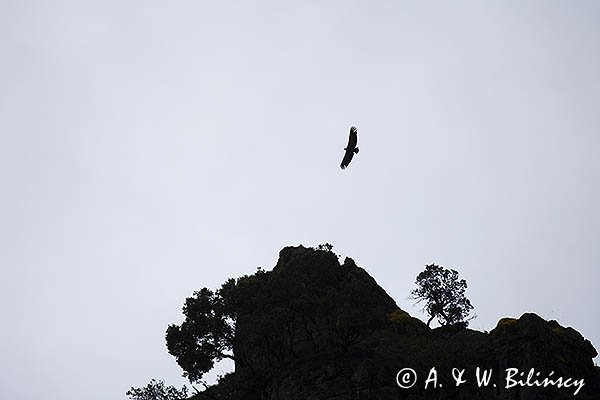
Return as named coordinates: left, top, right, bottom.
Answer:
left=1, top=2, right=599, bottom=399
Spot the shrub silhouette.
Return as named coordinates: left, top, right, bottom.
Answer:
left=126, top=379, right=187, bottom=400
left=411, top=264, right=474, bottom=327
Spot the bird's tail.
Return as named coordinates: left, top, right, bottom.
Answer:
left=354, top=148, right=359, bottom=154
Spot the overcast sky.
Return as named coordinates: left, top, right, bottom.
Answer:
left=1, top=2, right=599, bottom=399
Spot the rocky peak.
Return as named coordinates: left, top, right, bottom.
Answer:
left=194, top=246, right=600, bottom=400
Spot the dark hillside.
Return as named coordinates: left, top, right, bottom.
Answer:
left=176, top=245, right=599, bottom=400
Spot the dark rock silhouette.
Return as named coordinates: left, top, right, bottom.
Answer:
left=190, top=245, right=600, bottom=400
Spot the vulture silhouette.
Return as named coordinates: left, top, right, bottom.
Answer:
left=340, top=126, right=359, bottom=169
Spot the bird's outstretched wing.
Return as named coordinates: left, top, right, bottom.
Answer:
left=340, top=149, right=354, bottom=169
left=340, top=126, right=359, bottom=169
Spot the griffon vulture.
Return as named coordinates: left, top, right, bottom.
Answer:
left=340, top=126, right=359, bottom=169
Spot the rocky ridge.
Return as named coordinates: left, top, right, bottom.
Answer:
left=193, top=245, right=599, bottom=400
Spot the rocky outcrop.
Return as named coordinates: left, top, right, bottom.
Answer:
left=194, top=246, right=600, bottom=400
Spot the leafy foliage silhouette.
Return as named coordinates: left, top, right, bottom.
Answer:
left=126, top=379, right=187, bottom=400
left=411, top=264, right=474, bottom=327
left=165, top=280, right=237, bottom=383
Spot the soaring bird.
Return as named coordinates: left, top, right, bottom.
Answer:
left=340, top=126, right=359, bottom=169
